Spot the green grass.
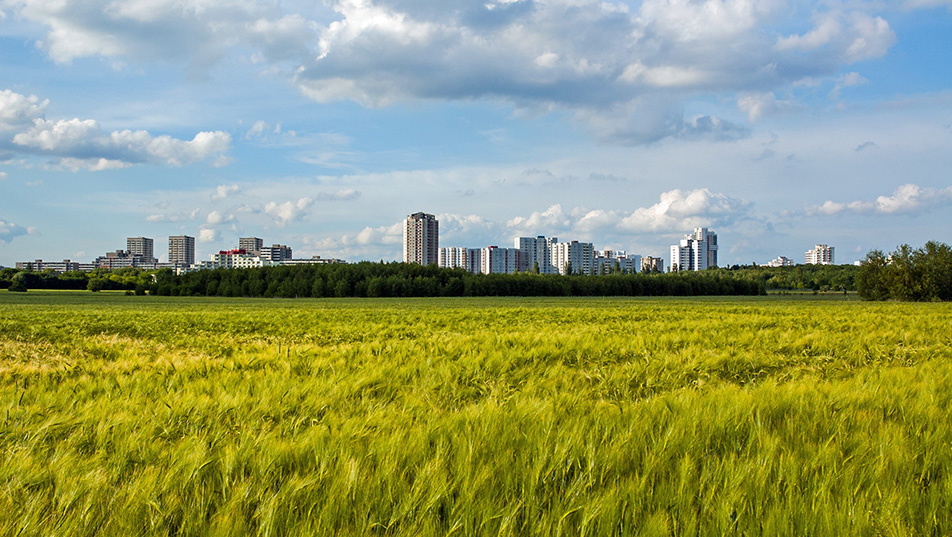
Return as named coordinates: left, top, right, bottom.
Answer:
left=1, top=292, right=951, bottom=535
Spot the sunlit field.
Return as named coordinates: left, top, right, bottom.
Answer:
left=2, top=292, right=951, bottom=535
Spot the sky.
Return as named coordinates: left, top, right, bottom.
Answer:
left=1, top=0, right=951, bottom=267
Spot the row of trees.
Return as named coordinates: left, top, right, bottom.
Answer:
left=721, top=263, right=859, bottom=292
left=149, top=262, right=766, bottom=298
left=1, top=267, right=153, bottom=293
left=856, top=241, right=952, bottom=301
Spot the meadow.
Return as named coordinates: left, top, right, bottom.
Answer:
left=1, top=291, right=951, bottom=535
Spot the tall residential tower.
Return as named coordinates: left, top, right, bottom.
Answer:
left=404, top=212, right=439, bottom=265
left=127, top=237, right=156, bottom=264
left=670, top=228, right=718, bottom=272
left=168, top=235, right=195, bottom=266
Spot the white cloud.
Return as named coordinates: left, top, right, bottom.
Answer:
left=213, top=184, right=240, bottom=199
left=808, top=183, right=952, bottom=215
left=776, top=11, right=895, bottom=63
left=6, top=1, right=907, bottom=144
left=830, top=71, right=868, bottom=100
left=0, top=89, right=48, bottom=130
left=0, top=219, right=30, bottom=243
left=264, top=197, right=314, bottom=226
left=198, top=228, right=219, bottom=243
left=507, top=204, right=573, bottom=235
left=619, top=188, right=750, bottom=232
left=1, top=89, right=231, bottom=170
left=316, top=188, right=361, bottom=201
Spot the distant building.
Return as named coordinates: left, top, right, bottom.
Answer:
left=404, top=212, right=439, bottom=265
left=766, top=256, right=795, bottom=267
left=805, top=244, right=835, bottom=265
left=670, top=228, right=718, bottom=271
left=439, top=247, right=482, bottom=274
left=95, top=250, right=158, bottom=270
left=553, top=241, right=594, bottom=275
left=281, top=256, right=346, bottom=266
left=168, top=235, right=195, bottom=266
left=594, top=252, right=641, bottom=274
left=15, top=259, right=80, bottom=272
left=127, top=237, right=157, bottom=264
left=516, top=236, right=559, bottom=274
left=239, top=237, right=264, bottom=256
left=642, top=256, right=664, bottom=273
left=260, top=244, right=292, bottom=263
left=481, top=246, right=521, bottom=274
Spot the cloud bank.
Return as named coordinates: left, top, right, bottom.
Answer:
left=0, top=89, right=231, bottom=170
left=808, top=183, right=952, bottom=216
left=5, top=0, right=908, bottom=144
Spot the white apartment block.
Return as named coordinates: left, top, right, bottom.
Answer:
left=404, top=212, right=439, bottom=265
left=481, top=246, right=521, bottom=274
left=670, top=228, right=718, bottom=271
left=594, top=252, right=642, bottom=274
left=766, top=256, right=795, bottom=267
left=439, top=247, right=482, bottom=273
left=805, top=244, right=835, bottom=265
left=516, top=236, right=560, bottom=274
left=553, top=241, right=595, bottom=275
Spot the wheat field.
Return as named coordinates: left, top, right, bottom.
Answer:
left=2, top=292, right=950, bottom=535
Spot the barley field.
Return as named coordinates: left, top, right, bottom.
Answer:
left=1, top=292, right=951, bottom=536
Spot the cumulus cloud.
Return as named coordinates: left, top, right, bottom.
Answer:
left=213, top=184, right=240, bottom=199
left=0, top=89, right=231, bottom=170
left=6, top=0, right=906, bottom=144
left=808, top=183, right=952, bottom=215
left=198, top=228, right=219, bottom=243
left=0, top=219, right=31, bottom=243
left=264, top=197, right=314, bottom=226
left=0, top=89, right=48, bottom=130
left=507, top=204, right=573, bottom=235
left=503, top=188, right=751, bottom=242
left=619, top=188, right=751, bottom=232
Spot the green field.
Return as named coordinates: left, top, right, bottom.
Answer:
left=2, top=292, right=951, bottom=535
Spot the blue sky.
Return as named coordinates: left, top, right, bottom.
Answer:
left=1, top=0, right=951, bottom=266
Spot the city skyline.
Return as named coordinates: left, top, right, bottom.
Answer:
left=1, top=2, right=951, bottom=267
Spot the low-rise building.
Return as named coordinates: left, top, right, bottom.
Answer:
left=766, top=256, right=795, bottom=267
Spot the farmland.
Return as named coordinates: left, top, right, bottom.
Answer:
left=2, top=292, right=951, bottom=535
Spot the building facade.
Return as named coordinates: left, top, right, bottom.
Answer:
left=481, top=246, right=521, bottom=274
left=239, top=237, right=264, bottom=256
left=552, top=241, right=595, bottom=275
left=670, top=228, right=718, bottom=272
left=127, top=237, right=156, bottom=264
left=594, top=252, right=641, bottom=274
left=766, top=256, right=795, bottom=267
left=439, top=247, right=482, bottom=274
left=516, top=236, right=559, bottom=274
left=642, top=256, right=664, bottom=273
left=260, top=244, right=293, bottom=263
left=805, top=244, right=835, bottom=265
left=168, top=235, right=195, bottom=266
left=404, top=212, right=439, bottom=265
left=15, top=259, right=81, bottom=272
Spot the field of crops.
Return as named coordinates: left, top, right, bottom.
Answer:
left=2, top=292, right=951, bottom=535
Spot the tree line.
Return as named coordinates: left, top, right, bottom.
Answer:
left=3, top=263, right=767, bottom=297
left=856, top=241, right=952, bottom=301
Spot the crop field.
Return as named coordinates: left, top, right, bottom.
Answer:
left=2, top=292, right=951, bottom=536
